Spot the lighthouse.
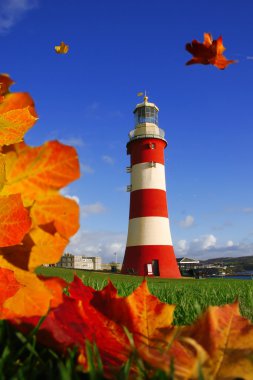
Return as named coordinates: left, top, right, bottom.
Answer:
left=121, top=95, right=181, bottom=278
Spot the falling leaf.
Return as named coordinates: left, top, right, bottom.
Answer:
left=0, top=74, right=15, bottom=97
left=0, top=194, right=31, bottom=247
left=185, top=33, right=236, bottom=69
left=54, top=42, right=69, bottom=54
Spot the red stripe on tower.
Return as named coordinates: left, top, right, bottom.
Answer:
left=121, top=95, right=181, bottom=278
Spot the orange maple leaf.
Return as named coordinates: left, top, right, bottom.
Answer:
left=181, top=301, right=253, bottom=379
left=90, top=279, right=175, bottom=347
left=185, top=33, right=236, bottom=69
left=0, top=74, right=14, bottom=101
left=2, top=271, right=67, bottom=318
left=0, top=74, right=80, bottom=319
left=13, top=278, right=208, bottom=378
left=0, top=194, right=31, bottom=247
left=90, top=279, right=208, bottom=378
left=2, top=141, right=80, bottom=205
left=30, top=194, right=80, bottom=239
left=0, top=74, right=38, bottom=145
left=16, top=277, right=130, bottom=374
left=0, top=267, right=21, bottom=318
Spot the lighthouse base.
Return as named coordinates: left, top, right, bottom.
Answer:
left=121, top=245, right=181, bottom=278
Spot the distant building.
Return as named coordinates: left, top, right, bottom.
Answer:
left=176, top=257, right=200, bottom=270
left=176, top=257, right=227, bottom=277
left=176, top=257, right=201, bottom=276
left=57, top=253, right=102, bottom=270
left=101, top=263, right=122, bottom=271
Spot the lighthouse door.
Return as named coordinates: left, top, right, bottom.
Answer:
left=152, top=260, right=160, bottom=276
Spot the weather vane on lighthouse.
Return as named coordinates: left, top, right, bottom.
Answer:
left=121, top=94, right=181, bottom=278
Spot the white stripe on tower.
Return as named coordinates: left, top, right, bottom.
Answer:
left=131, top=162, right=166, bottom=191
left=126, top=217, right=172, bottom=246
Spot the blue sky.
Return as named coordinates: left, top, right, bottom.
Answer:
left=1, top=0, right=253, bottom=262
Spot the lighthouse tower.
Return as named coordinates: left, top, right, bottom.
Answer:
left=121, top=96, right=181, bottom=278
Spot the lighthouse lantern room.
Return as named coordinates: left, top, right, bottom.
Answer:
left=121, top=95, right=181, bottom=278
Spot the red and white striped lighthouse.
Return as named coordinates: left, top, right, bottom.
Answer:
left=121, top=95, right=181, bottom=278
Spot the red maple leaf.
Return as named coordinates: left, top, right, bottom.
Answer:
left=185, top=33, right=236, bottom=69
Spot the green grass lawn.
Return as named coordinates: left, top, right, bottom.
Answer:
left=37, top=266, right=253, bottom=325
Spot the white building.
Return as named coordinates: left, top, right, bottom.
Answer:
left=57, top=253, right=102, bottom=270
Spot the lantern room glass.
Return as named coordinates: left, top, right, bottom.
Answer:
left=134, top=106, right=158, bottom=126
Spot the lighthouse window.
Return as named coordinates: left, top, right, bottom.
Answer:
left=134, top=107, right=159, bottom=126
left=148, top=142, right=156, bottom=149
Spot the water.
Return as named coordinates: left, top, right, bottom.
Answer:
left=208, top=273, right=253, bottom=280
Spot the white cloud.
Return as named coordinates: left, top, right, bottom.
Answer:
left=0, top=0, right=39, bottom=34
left=179, top=215, right=194, bottom=228
left=191, top=234, right=217, bottom=251
left=81, top=163, right=94, bottom=174
left=242, top=207, right=253, bottom=214
left=59, top=188, right=80, bottom=204
left=81, top=202, right=106, bottom=217
left=64, top=195, right=80, bottom=204
left=102, top=155, right=114, bottom=165
left=60, top=137, right=85, bottom=147
left=176, top=239, right=188, bottom=253
left=247, top=56, right=253, bottom=60
left=175, top=234, right=253, bottom=260
left=66, top=229, right=126, bottom=263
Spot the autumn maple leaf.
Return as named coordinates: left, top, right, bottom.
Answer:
left=54, top=42, right=69, bottom=54
left=181, top=301, right=253, bottom=379
left=185, top=33, right=236, bottom=70
left=13, top=278, right=209, bottom=379
left=0, top=74, right=80, bottom=319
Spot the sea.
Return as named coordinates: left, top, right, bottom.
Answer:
left=207, top=271, right=253, bottom=280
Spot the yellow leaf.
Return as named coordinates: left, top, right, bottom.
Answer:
left=2, top=140, right=80, bottom=205
left=30, top=194, right=79, bottom=239
left=54, top=42, right=69, bottom=54
left=0, top=93, right=38, bottom=145
left=4, top=270, right=52, bottom=317
left=182, top=301, right=253, bottom=379
left=0, top=227, right=68, bottom=271
left=28, top=227, right=68, bottom=270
